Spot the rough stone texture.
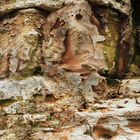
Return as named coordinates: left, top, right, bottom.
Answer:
left=0, top=0, right=140, bottom=140
left=0, top=76, right=140, bottom=139
left=0, top=0, right=133, bottom=79
left=89, top=0, right=131, bottom=15
left=0, top=0, right=65, bottom=16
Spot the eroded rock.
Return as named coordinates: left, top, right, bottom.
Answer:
left=0, top=0, right=139, bottom=140
left=0, top=0, right=133, bottom=79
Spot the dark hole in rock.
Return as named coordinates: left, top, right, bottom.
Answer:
left=122, top=2, right=125, bottom=6
left=98, top=69, right=109, bottom=77
left=33, top=66, right=42, bottom=75
left=0, top=99, right=16, bottom=107
left=93, top=126, right=117, bottom=140
left=78, top=102, right=88, bottom=111
left=0, top=9, right=18, bottom=21
left=81, top=78, right=85, bottom=82
left=115, top=0, right=121, bottom=2
left=131, top=0, right=140, bottom=26
left=35, top=7, right=51, bottom=17
left=131, top=0, right=140, bottom=60
left=75, top=14, right=83, bottom=20
left=101, top=133, right=112, bottom=139
left=45, top=94, right=56, bottom=103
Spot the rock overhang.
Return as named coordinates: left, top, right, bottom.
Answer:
left=0, top=0, right=131, bottom=17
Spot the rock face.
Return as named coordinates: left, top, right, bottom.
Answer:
left=0, top=0, right=140, bottom=140
left=0, top=0, right=133, bottom=79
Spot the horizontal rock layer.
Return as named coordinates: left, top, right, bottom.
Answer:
left=0, top=76, right=140, bottom=139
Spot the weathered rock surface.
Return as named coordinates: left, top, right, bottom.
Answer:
left=0, top=76, right=140, bottom=139
left=0, top=0, right=133, bottom=79
left=0, top=0, right=65, bottom=16
left=0, top=0, right=140, bottom=140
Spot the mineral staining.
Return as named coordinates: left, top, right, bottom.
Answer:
left=44, top=1, right=107, bottom=75
left=0, top=9, right=44, bottom=79
left=0, top=0, right=132, bottom=78
left=0, top=0, right=139, bottom=140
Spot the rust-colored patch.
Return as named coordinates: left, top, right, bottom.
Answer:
left=93, top=126, right=117, bottom=139
left=59, top=136, right=69, bottom=140
left=61, top=28, right=106, bottom=74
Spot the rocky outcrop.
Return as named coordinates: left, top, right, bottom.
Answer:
left=0, top=0, right=133, bottom=79
left=0, top=76, right=140, bottom=139
left=0, top=0, right=140, bottom=140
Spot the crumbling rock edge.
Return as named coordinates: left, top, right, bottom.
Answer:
left=0, top=0, right=130, bottom=16
left=0, top=76, right=140, bottom=139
